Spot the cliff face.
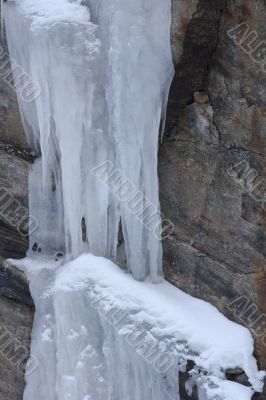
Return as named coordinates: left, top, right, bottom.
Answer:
left=161, top=1, right=266, bottom=381
left=0, top=28, right=34, bottom=400
left=0, top=262, right=33, bottom=400
left=0, top=0, right=265, bottom=399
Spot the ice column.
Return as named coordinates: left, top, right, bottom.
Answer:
left=4, top=0, right=174, bottom=281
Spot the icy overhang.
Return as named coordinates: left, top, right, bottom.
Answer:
left=11, top=254, right=265, bottom=400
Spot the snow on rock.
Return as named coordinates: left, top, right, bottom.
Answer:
left=12, top=254, right=265, bottom=400
left=203, top=378, right=254, bottom=400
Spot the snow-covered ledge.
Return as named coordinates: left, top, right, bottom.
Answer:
left=8, top=255, right=265, bottom=400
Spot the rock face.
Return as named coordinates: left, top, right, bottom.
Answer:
left=0, top=259, right=34, bottom=400
left=0, top=33, right=28, bottom=149
left=0, top=150, right=31, bottom=259
left=0, top=28, right=35, bottom=400
left=160, top=0, right=266, bottom=376
left=0, top=0, right=265, bottom=398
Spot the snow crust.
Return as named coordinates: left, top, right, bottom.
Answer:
left=4, top=0, right=174, bottom=282
left=13, top=254, right=265, bottom=400
left=204, top=378, right=254, bottom=400
left=14, top=0, right=90, bottom=26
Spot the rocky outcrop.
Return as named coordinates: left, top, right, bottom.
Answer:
left=0, top=35, right=28, bottom=149
left=0, top=0, right=265, bottom=398
left=161, top=0, right=266, bottom=376
left=0, top=33, right=34, bottom=396
left=0, top=150, right=31, bottom=259
left=0, top=259, right=34, bottom=400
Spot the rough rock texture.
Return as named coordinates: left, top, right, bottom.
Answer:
left=0, top=259, right=34, bottom=400
left=0, top=150, right=31, bottom=259
left=161, top=0, right=266, bottom=377
left=0, top=30, right=34, bottom=399
left=0, top=0, right=265, bottom=399
left=0, top=34, right=28, bottom=149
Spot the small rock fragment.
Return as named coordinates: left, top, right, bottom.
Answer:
left=193, top=91, right=209, bottom=104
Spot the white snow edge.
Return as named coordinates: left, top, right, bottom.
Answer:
left=6, top=0, right=90, bottom=26
left=12, top=253, right=265, bottom=397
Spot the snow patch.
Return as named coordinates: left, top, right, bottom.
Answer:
left=13, top=254, right=265, bottom=399
left=13, top=0, right=90, bottom=26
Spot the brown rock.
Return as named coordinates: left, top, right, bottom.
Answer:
left=161, top=0, right=266, bottom=378
left=193, top=91, right=210, bottom=104
left=0, top=261, right=33, bottom=400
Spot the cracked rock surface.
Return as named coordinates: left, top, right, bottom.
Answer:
left=161, top=0, right=266, bottom=376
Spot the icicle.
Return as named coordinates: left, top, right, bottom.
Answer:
left=1, top=0, right=4, bottom=42
left=3, top=0, right=174, bottom=281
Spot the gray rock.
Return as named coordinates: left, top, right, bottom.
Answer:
left=0, top=260, right=33, bottom=306
left=0, top=280, right=33, bottom=400
left=0, top=34, right=28, bottom=149
left=0, top=150, right=30, bottom=259
left=162, top=0, right=266, bottom=374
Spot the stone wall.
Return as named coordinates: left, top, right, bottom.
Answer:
left=0, top=0, right=265, bottom=398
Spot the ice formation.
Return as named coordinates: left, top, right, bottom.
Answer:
left=12, top=254, right=265, bottom=400
left=4, top=0, right=174, bottom=282
left=3, top=1, right=265, bottom=400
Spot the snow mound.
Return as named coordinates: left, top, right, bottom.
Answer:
left=13, top=254, right=265, bottom=400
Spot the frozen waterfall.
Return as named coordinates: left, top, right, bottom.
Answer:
left=3, top=1, right=265, bottom=400
left=4, top=0, right=174, bottom=282
left=10, top=254, right=264, bottom=400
